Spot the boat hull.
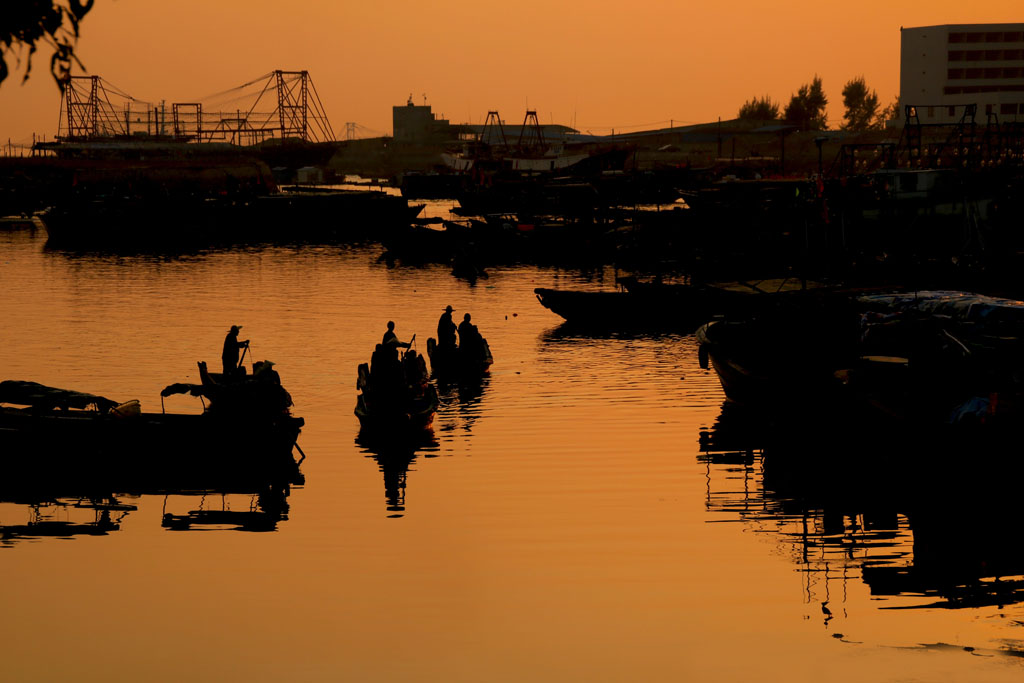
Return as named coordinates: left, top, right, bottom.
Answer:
left=0, top=408, right=304, bottom=492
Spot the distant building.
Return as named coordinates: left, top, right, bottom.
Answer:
left=392, top=99, right=453, bottom=144
left=901, top=24, right=1024, bottom=125
left=392, top=100, right=583, bottom=147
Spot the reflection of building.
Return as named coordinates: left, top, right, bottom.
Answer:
left=900, top=24, right=1024, bottom=124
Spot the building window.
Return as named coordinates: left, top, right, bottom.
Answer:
left=948, top=50, right=964, bottom=61
left=949, top=32, right=965, bottom=43
left=966, top=32, right=984, bottom=43
left=1001, top=103, right=1017, bottom=115
left=948, top=106, right=956, bottom=116
left=984, top=68, right=1002, bottom=79
left=986, top=104, right=994, bottom=114
left=985, top=50, right=1002, bottom=60
left=1005, top=32, right=1023, bottom=42
left=966, top=68, right=984, bottom=79
left=965, top=50, right=983, bottom=61
left=1019, top=104, right=1024, bottom=114
left=947, top=68, right=964, bottom=79
left=986, top=32, right=1003, bottom=42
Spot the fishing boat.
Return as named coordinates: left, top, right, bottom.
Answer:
left=697, top=289, right=1024, bottom=432
left=536, top=276, right=830, bottom=331
left=355, top=346, right=439, bottom=431
left=0, top=364, right=305, bottom=488
left=425, top=335, right=493, bottom=379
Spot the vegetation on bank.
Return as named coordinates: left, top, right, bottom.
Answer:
left=739, top=75, right=899, bottom=132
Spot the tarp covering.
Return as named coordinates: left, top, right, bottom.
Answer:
left=160, top=383, right=207, bottom=398
left=858, top=291, right=1024, bottom=330
left=0, top=380, right=118, bottom=413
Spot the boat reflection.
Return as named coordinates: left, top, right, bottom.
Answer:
left=699, top=400, right=1024, bottom=618
left=435, top=373, right=490, bottom=437
left=356, top=429, right=440, bottom=516
left=161, top=486, right=292, bottom=532
left=0, top=442, right=305, bottom=544
left=0, top=496, right=131, bottom=546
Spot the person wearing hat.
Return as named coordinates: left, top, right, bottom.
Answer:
left=437, top=305, right=457, bottom=352
left=221, top=325, right=249, bottom=376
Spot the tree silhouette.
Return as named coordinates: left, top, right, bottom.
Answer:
left=876, top=95, right=899, bottom=128
left=0, top=1, right=93, bottom=90
left=841, top=77, right=880, bottom=131
left=738, top=95, right=781, bottom=121
left=783, top=76, right=828, bottom=131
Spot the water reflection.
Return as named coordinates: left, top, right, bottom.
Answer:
left=0, top=496, right=130, bottom=547
left=161, top=486, right=292, bottom=532
left=356, top=430, right=440, bottom=516
left=0, top=481, right=297, bottom=544
left=435, top=374, right=490, bottom=436
left=699, top=400, right=1024, bottom=631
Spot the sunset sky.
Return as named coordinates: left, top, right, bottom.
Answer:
left=1, top=1, right=1022, bottom=146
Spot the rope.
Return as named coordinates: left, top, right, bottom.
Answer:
left=190, top=72, right=275, bottom=104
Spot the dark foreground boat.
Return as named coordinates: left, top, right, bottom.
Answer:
left=0, top=366, right=304, bottom=490
left=696, top=289, right=1024, bottom=433
left=355, top=347, right=439, bottom=431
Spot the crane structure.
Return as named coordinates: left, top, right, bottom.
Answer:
left=57, top=70, right=338, bottom=145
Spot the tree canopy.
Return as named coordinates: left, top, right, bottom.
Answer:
left=783, top=76, right=828, bottom=131
left=738, top=95, right=781, bottom=121
left=0, top=1, right=93, bottom=89
left=841, top=77, right=880, bottom=131
left=876, top=95, right=899, bottom=128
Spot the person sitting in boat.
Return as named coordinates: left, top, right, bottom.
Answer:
left=221, top=325, right=249, bottom=377
left=437, top=305, right=458, bottom=351
left=458, top=313, right=482, bottom=357
left=402, top=349, right=429, bottom=390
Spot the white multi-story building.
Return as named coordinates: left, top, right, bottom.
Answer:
left=900, top=23, right=1024, bottom=125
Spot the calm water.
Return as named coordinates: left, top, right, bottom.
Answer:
left=1, top=223, right=1023, bottom=682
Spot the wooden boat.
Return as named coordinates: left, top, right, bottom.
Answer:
left=536, top=276, right=827, bottom=331
left=0, top=368, right=305, bottom=489
left=355, top=347, right=439, bottom=431
left=425, top=335, right=493, bottom=379
left=697, top=289, right=1024, bottom=431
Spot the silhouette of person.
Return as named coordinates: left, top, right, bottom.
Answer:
left=458, top=313, right=480, bottom=356
left=437, top=305, right=457, bottom=350
left=221, top=325, right=249, bottom=376
left=382, top=321, right=411, bottom=352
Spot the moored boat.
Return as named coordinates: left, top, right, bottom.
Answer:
left=0, top=367, right=304, bottom=488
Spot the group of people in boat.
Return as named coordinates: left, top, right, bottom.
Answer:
left=436, top=305, right=486, bottom=361
left=370, top=321, right=429, bottom=395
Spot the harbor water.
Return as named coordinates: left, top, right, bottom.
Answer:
left=1, top=222, right=1022, bottom=682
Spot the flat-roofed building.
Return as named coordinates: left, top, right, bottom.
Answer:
left=901, top=23, right=1024, bottom=124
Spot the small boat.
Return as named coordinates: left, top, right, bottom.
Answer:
left=355, top=347, right=439, bottom=431
left=425, top=335, right=493, bottom=379
left=0, top=364, right=305, bottom=488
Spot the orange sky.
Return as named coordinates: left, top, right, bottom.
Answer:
left=1, top=0, right=1022, bottom=146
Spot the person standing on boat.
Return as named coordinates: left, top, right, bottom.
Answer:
left=221, top=325, right=249, bottom=376
left=437, top=305, right=457, bottom=351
